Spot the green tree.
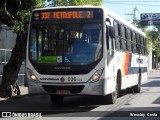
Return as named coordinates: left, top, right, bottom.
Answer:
left=12, top=0, right=45, bottom=32
left=48, top=0, right=102, bottom=6
left=145, top=28, right=160, bottom=69
left=145, top=30, right=155, bottom=54
left=0, top=0, right=45, bottom=98
left=145, top=27, right=160, bottom=57
left=153, top=25, right=160, bottom=57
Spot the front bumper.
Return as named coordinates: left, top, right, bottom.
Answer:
left=28, top=78, right=104, bottom=96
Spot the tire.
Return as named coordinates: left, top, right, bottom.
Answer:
left=106, top=81, right=118, bottom=104
left=132, top=72, right=141, bottom=93
left=106, top=71, right=121, bottom=104
left=50, top=95, right=64, bottom=105
left=126, top=88, right=133, bottom=93
left=107, top=92, right=117, bottom=104
left=117, top=70, right=121, bottom=96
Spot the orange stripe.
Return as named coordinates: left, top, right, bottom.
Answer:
left=122, top=52, right=130, bottom=75
left=122, top=53, right=126, bottom=76
left=124, top=53, right=130, bottom=75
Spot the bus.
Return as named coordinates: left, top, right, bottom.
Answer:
left=26, top=6, right=148, bottom=104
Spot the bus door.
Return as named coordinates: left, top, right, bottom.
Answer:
left=106, top=24, right=115, bottom=65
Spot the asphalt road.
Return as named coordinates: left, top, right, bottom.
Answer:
left=0, top=70, right=160, bottom=120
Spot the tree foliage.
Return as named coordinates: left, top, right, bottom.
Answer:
left=145, top=30, right=154, bottom=54
left=11, top=10, right=31, bottom=32
left=11, top=0, right=46, bottom=32
left=48, top=0, right=102, bottom=6
left=0, top=0, right=46, bottom=98
left=146, top=26, right=160, bottom=57
left=32, top=0, right=46, bottom=8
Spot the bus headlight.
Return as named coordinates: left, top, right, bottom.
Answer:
left=27, top=68, right=38, bottom=81
left=88, top=68, right=104, bottom=83
left=30, top=75, right=37, bottom=81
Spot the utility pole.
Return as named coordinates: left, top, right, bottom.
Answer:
left=125, top=7, right=138, bottom=25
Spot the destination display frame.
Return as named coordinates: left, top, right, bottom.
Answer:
left=32, top=8, right=103, bottom=21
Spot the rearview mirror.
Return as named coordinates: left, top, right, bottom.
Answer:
left=109, top=26, right=115, bottom=39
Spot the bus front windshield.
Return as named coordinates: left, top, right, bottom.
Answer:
left=29, top=23, right=102, bottom=66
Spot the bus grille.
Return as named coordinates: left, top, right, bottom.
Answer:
left=37, top=70, right=91, bottom=75
left=42, top=85, right=85, bottom=94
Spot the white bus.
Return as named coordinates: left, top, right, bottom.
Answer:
left=26, top=6, right=148, bottom=104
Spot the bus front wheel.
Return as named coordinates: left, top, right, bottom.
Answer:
left=50, top=95, right=64, bottom=105
left=106, top=71, right=121, bottom=104
left=106, top=82, right=118, bottom=104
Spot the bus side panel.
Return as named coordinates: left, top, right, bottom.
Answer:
left=120, top=53, right=139, bottom=89
left=104, top=52, right=147, bottom=93
left=121, top=53, right=148, bottom=89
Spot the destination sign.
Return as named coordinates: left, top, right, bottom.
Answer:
left=53, top=11, right=93, bottom=19
left=33, top=11, right=94, bottom=20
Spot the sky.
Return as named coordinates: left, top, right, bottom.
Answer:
left=103, top=0, right=160, bottom=24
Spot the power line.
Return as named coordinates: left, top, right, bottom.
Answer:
left=106, top=1, right=160, bottom=2
left=104, top=2, right=160, bottom=6
left=125, top=7, right=138, bottom=25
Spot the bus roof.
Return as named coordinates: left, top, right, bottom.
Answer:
left=33, top=6, right=146, bottom=37
left=102, top=7, right=146, bottom=37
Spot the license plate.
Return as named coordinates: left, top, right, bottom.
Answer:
left=56, top=90, right=71, bottom=95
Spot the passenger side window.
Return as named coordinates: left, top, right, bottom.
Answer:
left=121, top=25, right=126, bottom=51
left=114, top=21, right=120, bottom=50
left=132, top=32, right=137, bottom=53
left=136, top=35, right=140, bottom=54
left=127, top=29, right=132, bottom=52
